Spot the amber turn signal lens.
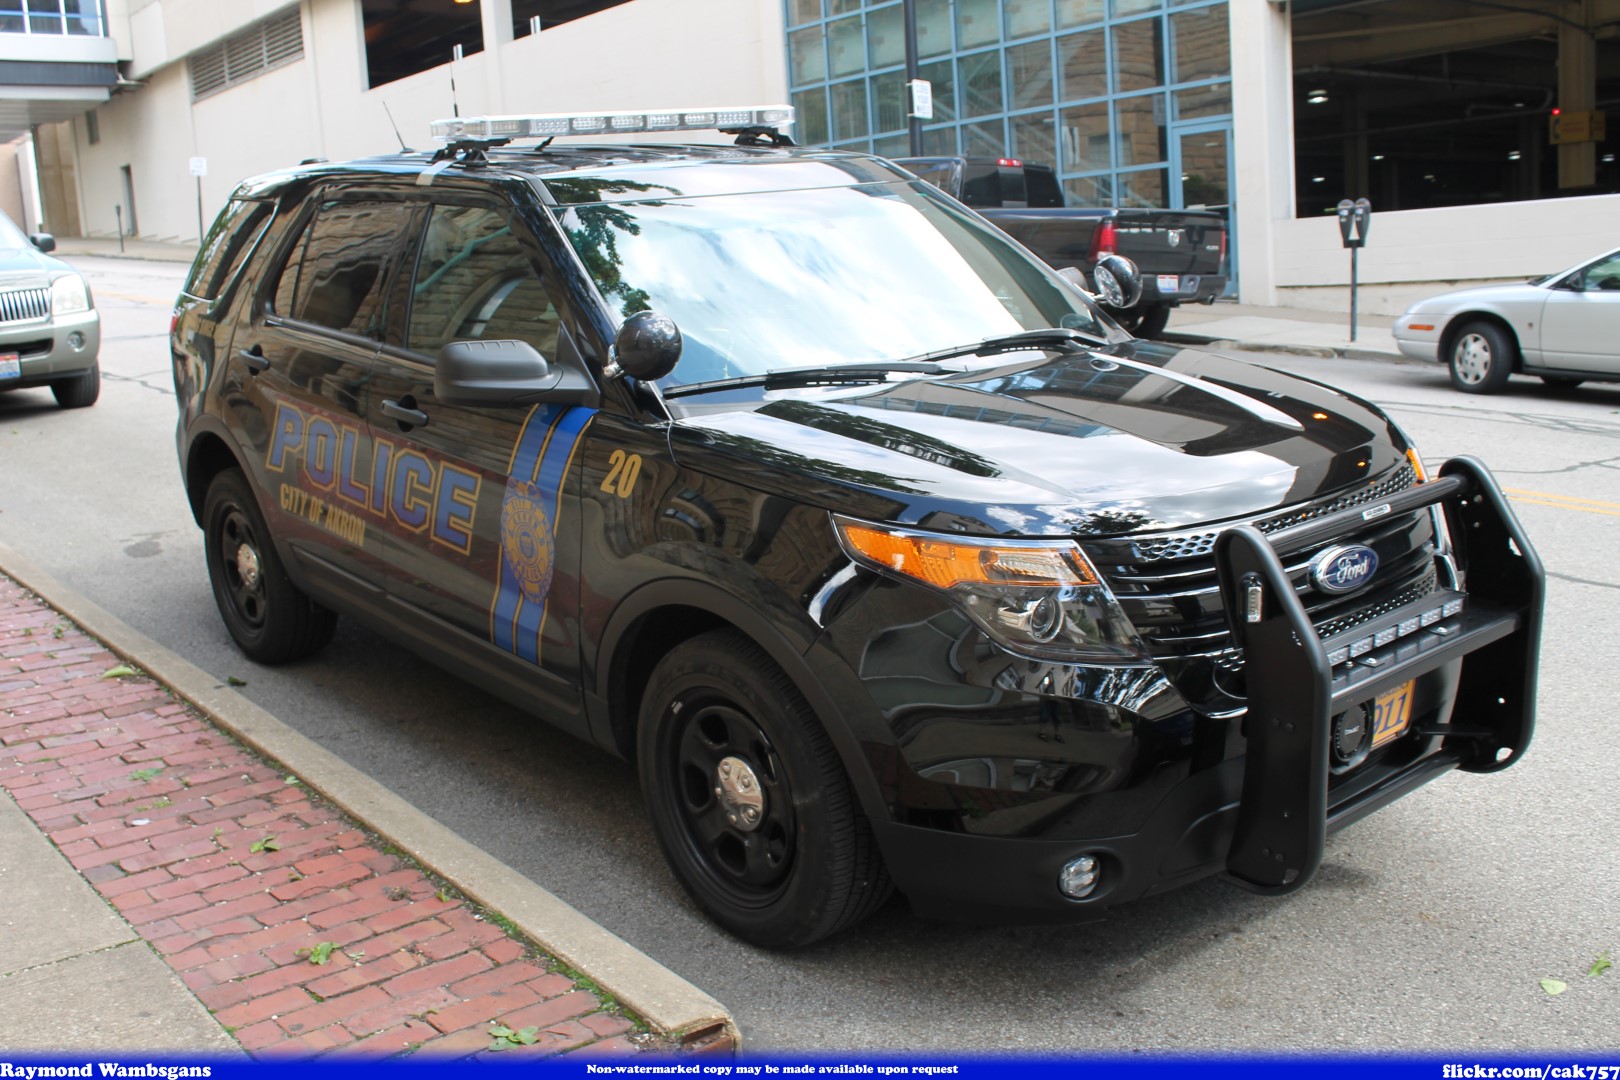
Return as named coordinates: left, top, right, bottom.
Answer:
left=836, top=522, right=1099, bottom=590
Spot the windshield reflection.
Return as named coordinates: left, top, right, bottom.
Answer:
left=553, top=180, right=1113, bottom=390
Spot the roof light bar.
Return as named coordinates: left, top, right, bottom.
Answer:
left=430, top=105, right=795, bottom=143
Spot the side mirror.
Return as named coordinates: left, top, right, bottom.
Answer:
left=435, top=339, right=598, bottom=407
left=29, top=232, right=55, bottom=254
left=610, top=311, right=681, bottom=382
left=1092, top=254, right=1143, bottom=309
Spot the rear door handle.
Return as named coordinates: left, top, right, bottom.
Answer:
left=381, top=398, right=429, bottom=429
left=237, top=346, right=270, bottom=372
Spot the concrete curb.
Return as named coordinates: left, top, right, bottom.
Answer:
left=1159, top=331, right=1411, bottom=364
left=0, top=538, right=739, bottom=1052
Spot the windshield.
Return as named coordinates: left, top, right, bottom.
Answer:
left=551, top=178, right=1115, bottom=393
left=0, top=210, right=33, bottom=254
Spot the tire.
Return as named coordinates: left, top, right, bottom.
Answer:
left=51, top=362, right=100, bottom=409
left=1447, top=321, right=1516, bottom=394
left=637, top=629, right=892, bottom=949
left=1106, top=303, right=1171, bottom=339
left=202, top=468, right=336, bottom=664
left=1540, top=375, right=1585, bottom=389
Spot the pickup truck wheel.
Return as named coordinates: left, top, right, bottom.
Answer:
left=203, top=469, right=336, bottom=664
left=637, top=629, right=892, bottom=949
left=1108, top=303, right=1170, bottom=338
left=1448, top=322, right=1516, bottom=394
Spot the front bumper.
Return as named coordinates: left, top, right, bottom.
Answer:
left=0, top=308, right=100, bottom=388
left=855, top=457, right=1542, bottom=920
left=1393, top=314, right=1442, bottom=361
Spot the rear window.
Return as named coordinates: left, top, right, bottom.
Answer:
left=960, top=164, right=1064, bottom=209
left=185, top=200, right=273, bottom=301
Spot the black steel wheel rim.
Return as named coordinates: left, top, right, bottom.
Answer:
left=660, top=691, right=797, bottom=905
left=218, top=506, right=268, bottom=632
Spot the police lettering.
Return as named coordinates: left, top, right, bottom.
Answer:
left=266, top=400, right=481, bottom=554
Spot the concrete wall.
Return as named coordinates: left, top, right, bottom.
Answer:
left=1272, top=194, right=1620, bottom=314
left=67, top=0, right=788, bottom=243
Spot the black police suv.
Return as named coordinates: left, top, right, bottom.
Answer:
left=172, top=107, right=1543, bottom=949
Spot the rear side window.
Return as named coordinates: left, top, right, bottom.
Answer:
left=270, top=200, right=414, bottom=338
left=405, top=204, right=559, bottom=358
left=185, top=199, right=272, bottom=301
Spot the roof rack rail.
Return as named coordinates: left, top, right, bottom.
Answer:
left=429, top=106, right=796, bottom=149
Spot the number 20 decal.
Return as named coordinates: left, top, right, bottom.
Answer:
left=600, top=449, right=643, bottom=499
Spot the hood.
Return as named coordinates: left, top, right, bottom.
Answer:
left=1406, top=280, right=1545, bottom=313
left=0, top=243, right=60, bottom=288
left=667, top=340, right=1407, bottom=538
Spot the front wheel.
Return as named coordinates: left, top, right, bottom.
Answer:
left=637, top=630, right=891, bottom=949
left=202, top=468, right=336, bottom=664
left=51, top=362, right=100, bottom=409
left=1448, top=321, right=1516, bottom=394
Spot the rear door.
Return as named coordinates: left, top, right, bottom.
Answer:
left=365, top=193, right=595, bottom=732
left=231, top=193, right=415, bottom=599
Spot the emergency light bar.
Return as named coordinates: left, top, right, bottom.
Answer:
left=430, top=105, right=795, bottom=142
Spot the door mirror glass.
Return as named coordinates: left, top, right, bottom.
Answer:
left=1092, top=254, right=1144, bottom=309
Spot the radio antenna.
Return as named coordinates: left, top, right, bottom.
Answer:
left=381, top=100, right=413, bottom=153
left=449, top=43, right=463, bottom=117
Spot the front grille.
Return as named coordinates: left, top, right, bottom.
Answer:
left=0, top=288, right=49, bottom=325
left=1126, top=464, right=1417, bottom=563
left=1082, top=466, right=1440, bottom=707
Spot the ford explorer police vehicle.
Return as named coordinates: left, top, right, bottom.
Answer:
left=172, top=106, right=1543, bottom=949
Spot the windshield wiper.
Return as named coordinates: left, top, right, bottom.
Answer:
left=663, top=361, right=960, bottom=399
left=662, top=328, right=1103, bottom=400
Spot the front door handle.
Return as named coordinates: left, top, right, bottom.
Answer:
left=237, top=346, right=270, bottom=372
left=381, top=398, right=429, bottom=429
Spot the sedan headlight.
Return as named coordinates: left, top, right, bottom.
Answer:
left=50, top=273, right=91, bottom=316
left=833, top=515, right=1147, bottom=662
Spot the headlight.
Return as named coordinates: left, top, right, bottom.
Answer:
left=833, top=515, right=1147, bottom=662
left=51, top=274, right=91, bottom=316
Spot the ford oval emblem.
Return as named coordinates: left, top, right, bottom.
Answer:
left=1309, top=544, right=1379, bottom=594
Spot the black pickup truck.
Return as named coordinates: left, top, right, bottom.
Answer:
left=899, top=156, right=1228, bottom=337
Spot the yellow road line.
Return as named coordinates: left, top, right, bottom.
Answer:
left=1502, top=487, right=1620, bottom=510
left=1505, top=492, right=1620, bottom=518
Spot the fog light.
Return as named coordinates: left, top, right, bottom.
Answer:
left=68, top=331, right=85, bottom=350
left=1058, top=855, right=1100, bottom=899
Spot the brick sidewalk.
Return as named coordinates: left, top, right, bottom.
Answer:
left=0, top=572, right=693, bottom=1059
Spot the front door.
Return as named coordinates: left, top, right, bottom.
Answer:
left=367, top=197, right=594, bottom=730
left=1537, top=251, right=1620, bottom=375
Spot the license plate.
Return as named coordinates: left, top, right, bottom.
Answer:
left=1371, top=679, right=1415, bottom=748
left=1156, top=274, right=1179, bottom=293
left=0, top=354, right=17, bottom=380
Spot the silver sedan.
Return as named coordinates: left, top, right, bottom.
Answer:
left=1392, top=246, right=1620, bottom=394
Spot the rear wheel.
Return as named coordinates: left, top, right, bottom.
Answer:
left=637, top=630, right=891, bottom=949
left=1106, top=303, right=1171, bottom=338
left=1448, top=321, right=1515, bottom=394
left=51, top=362, right=99, bottom=409
left=203, top=468, right=335, bottom=664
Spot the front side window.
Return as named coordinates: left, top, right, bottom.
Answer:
left=1575, top=252, right=1620, bottom=292
left=406, top=205, right=559, bottom=358
left=273, top=200, right=412, bottom=337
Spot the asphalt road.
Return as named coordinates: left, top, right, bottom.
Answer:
left=3, top=255, right=1617, bottom=1051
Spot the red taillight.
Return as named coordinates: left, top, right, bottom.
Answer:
left=1089, top=220, right=1117, bottom=260
left=996, top=157, right=1022, bottom=168
left=1219, top=228, right=1228, bottom=266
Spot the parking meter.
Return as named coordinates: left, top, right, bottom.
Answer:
left=1336, top=198, right=1372, bottom=339
left=1336, top=198, right=1372, bottom=248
